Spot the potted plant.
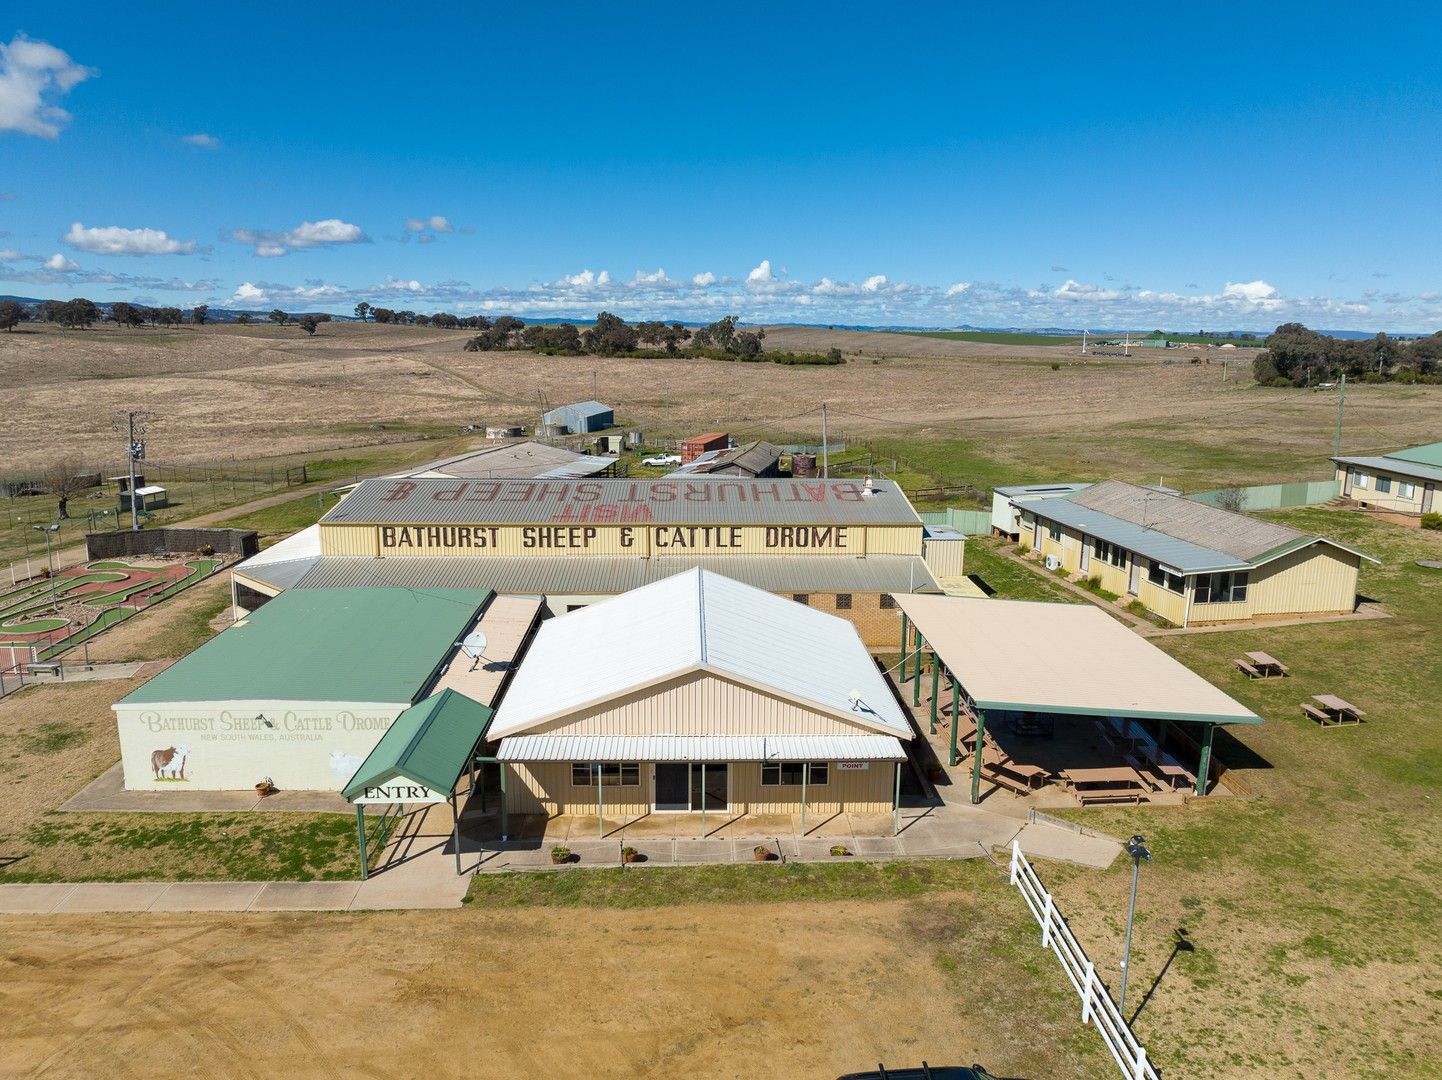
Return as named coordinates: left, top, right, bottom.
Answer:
left=621, top=845, right=639, bottom=864
left=753, top=844, right=772, bottom=862
left=830, top=844, right=851, bottom=857
left=550, top=844, right=572, bottom=865
left=254, top=777, right=276, bottom=797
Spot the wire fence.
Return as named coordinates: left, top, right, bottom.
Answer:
left=1009, top=840, right=1160, bottom=1080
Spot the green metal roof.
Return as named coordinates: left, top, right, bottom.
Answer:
left=119, top=587, right=492, bottom=705
left=1387, top=441, right=1442, bottom=468
left=342, top=689, right=493, bottom=801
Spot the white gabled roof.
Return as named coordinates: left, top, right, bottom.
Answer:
left=490, top=568, right=910, bottom=739
left=497, top=734, right=907, bottom=762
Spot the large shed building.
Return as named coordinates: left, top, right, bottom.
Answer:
left=542, top=400, right=614, bottom=433
left=232, top=476, right=948, bottom=646
left=1019, top=480, right=1372, bottom=626
left=489, top=569, right=913, bottom=823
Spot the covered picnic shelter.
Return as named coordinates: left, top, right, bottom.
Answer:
left=891, top=595, right=1261, bottom=803
left=342, top=688, right=495, bottom=878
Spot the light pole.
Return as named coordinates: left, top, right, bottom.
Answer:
left=31, top=524, right=59, bottom=607
left=1118, top=834, right=1151, bottom=1015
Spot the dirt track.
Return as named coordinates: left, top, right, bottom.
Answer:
left=0, top=900, right=1105, bottom=1080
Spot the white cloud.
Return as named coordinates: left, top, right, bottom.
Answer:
left=0, top=34, right=96, bottom=139
left=633, top=268, right=669, bottom=284
left=44, top=253, right=78, bottom=271
left=230, top=282, right=267, bottom=305
left=862, top=274, right=887, bottom=292
left=560, top=269, right=599, bottom=286
left=597, top=270, right=611, bottom=285
left=0, top=248, right=19, bottom=260
left=231, top=218, right=368, bottom=256
left=181, top=133, right=220, bottom=148
left=0, top=191, right=15, bottom=201
left=692, top=271, right=717, bottom=286
left=746, top=259, right=775, bottom=283
left=65, top=222, right=196, bottom=256
left=1054, top=278, right=1125, bottom=301
left=945, top=282, right=971, bottom=296
left=1222, top=279, right=1278, bottom=303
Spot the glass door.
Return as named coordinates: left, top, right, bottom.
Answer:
left=690, top=764, right=727, bottom=810
left=654, top=763, right=689, bottom=810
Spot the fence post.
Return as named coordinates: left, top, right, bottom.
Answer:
left=1080, top=960, right=1096, bottom=1023
left=1009, top=840, right=1020, bottom=884
left=1040, top=892, right=1055, bottom=948
left=1132, top=1046, right=1149, bottom=1080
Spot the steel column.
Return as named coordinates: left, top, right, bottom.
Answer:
left=597, top=763, right=604, bottom=837
left=929, top=652, right=940, bottom=734
left=949, top=677, right=960, bottom=766
left=499, top=764, right=508, bottom=840
left=355, top=804, right=368, bottom=881
left=892, top=761, right=902, bottom=835
left=970, top=711, right=987, bottom=805
left=912, top=629, right=923, bottom=706
left=450, top=793, right=462, bottom=875
left=899, top=612, right=909, bottom=683
left=700, top=762, right=706, bottom=837
left=1195, top=723, right=1215, bottom=796
left=800, top=762, right=809, bottom=833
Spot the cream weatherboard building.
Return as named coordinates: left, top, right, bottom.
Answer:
left=1019, top=480, right=1373, bottom=626
left=488, top=569, right=913, bottom=823
left=232, top=476, right=951, bottom=646
left=1333, top=440, right=1442, bottom=519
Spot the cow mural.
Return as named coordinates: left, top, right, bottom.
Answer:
left=151, top=744, right=191, bottom=781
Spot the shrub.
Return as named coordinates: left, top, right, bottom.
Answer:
left=1422, top=512, right=1442, bottom=531
left=1050, top=363, right=1061, bottom=371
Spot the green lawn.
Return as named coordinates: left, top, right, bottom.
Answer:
left=215, top=489, right=346, bottom=536
left=900, top=330, right=1084, bottom=346
left=962, top=536, right=1082, bottom=603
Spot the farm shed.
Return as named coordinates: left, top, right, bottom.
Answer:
left=1333, top=440, right=1441, bottom=519
left=542, top=400, right=614, bottom=433
left=669, top=440, right=784, bottom=478
left=489, top=569, right=913, bottom=829
left=1019, top=480, right=1373, bottom=626
left=112, top=587, right=491, bottom=791
left=229, top=476, right=947, bottom=645
left=682, top=431, right=730, bottom=463
left=892, top=594, right=1261, bottom=803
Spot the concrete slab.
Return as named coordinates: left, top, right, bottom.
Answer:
left=854, top=836, right=904, bottom=857
left=59, top=762, right=351, bottom=815
left=1015, top=822, right=1121, bottom=869
left=148, top=882, right=266, bottom=912
left=0, top=884, right=76, bottom=914
left=56, top=882, right=171, bottom=913
left=250, top=881, right=360, bottom=911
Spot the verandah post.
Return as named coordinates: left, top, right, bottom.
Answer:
left=899, top=612, right=909, bottom=684
left=911, top=630, right=923, bottom=706
left=1195, top=723, right=1215, bottom=796
left=929, top=652, right=939, bottom=734
left=949, top=677, right=960, bottom=766
left=355, top=804, right=368, bottom=881
left=970, top=711, right=987, bottom=805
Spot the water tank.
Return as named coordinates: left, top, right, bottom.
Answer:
left=791, top=453, right=817, bottom=477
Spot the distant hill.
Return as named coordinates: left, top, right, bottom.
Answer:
left=0, top=295, right=354, bottom=323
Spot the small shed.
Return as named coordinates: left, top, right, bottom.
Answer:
left=542, top=400, right=614, bottom=434
left=120, top=485, right=168, bottom=512
left=682, top=431, right=730, bottom=464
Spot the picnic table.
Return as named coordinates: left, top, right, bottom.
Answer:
left=1062, top=765, right=1148, bottom=804
left=1304, top=694, right=1366, bottom=726
left=1245, top=651, right=1290, bottom=677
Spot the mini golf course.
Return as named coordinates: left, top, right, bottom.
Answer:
left=0, top=558, right=222, bottom=664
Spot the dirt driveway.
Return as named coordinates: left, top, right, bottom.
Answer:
left=0, top=899, right=1106, bottom=1080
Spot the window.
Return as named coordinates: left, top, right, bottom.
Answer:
left=792, top=593, right=810, bottom=605
left=1146, top=561, right=1185, bottom=594
left=880, top=594, right=898, bottom=610
left=1353, top=471, right=1369, bottom=490
left=835, top=593, right=852, bottom=610
left=761, top=762, right=829, bottom=786
left=1046, top=523, right=1061, bottom=542
left=1376, top=475, right=1393, bottom=494
left=1193, top=571, right=1249, bottom=604
left=1399, top=480, right=1416, bottom=499
left=571, top=763, right=640, bottom=787
left=1094, top=539, right=1127, bottom=568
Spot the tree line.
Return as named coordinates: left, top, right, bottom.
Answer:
left=1254, top=323, right=1442, bottom=386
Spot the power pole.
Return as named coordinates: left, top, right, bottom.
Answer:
left=820, top=402, right=830, bottom=479
left=1333, top=373, right=1347, bottom=458
left=114, top=411, right=149, bottom=532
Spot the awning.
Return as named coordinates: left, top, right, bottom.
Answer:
left=343, top=689, right=494, bottom=804
left=496, top=733, right=907, bottom=763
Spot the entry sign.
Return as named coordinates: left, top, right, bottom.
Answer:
left=353, top=782, right=447, bottom=805
left=836, top=762, right=869, bottom=771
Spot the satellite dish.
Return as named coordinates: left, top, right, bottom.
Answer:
left=461, top=631, right=488, bottom=665
left=848, top=689, right=863, bottom=709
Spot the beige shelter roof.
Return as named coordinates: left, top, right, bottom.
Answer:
left=893, top=594, right=1260, bottom=724
left=431, top=595, right=544, bottom=707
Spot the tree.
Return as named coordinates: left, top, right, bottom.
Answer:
left=354, top=302, right=371, bottom=322
left=0, top=299, right=25, bottom=331
left=155, top=306, right=184, bottom=327
left=190, top=304, right=208, bottom=325
left=582, top=311, right=639, bottom=355
left=1213, top=487, right=1247, bottom=513
left=299, top=314, right=319, bottom=335
left=269, top=309, right=289, bottom=326
left=414, top=313, right=431, bottom=326
left=110, top=301, right=137, bottom=328
left=43, top=461, right=91, bottom=520
left=56, top=298, right=100, bottom=329
left=235, top=311, right=253, bottom=324
left=371, top=307, right=394, bottom=324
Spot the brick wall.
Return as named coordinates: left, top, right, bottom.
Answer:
left=86, top=527, right=259, bottom=560
left=786, top=590, right=904, bottom=649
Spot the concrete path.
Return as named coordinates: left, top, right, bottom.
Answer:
left=59, top=762, right=352, bottom=814
left=13, top=661, right=145, bottom=684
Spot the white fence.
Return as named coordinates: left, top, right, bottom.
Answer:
left=1009, top=841, right=1159, bottom=1080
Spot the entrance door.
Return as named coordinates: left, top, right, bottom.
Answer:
left=1425, top=483, right=1436, bottom=513
left=1079, top=536, right=1090, bottom=573
left=1127, top=558, right=1140, bottom=595
left=654, top=764, right=689, bottom=810
left=690, top=764, right=728, bottom=811
left=1032, top=519, right=1041, bottom=548
left=1342, top=469, right=1353, bottom=496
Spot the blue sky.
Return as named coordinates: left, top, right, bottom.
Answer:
left=3, top=2, right=1441, bottom=330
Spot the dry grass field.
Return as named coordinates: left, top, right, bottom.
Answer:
left=2, top=322, right=1438, bottom=492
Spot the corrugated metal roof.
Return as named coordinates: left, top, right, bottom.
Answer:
left=670, top=440, right=783, bottom=476
left=342, top=689, right=494, bottom=801
left=1070, top=480, right=1305, bottom=562
left=233, top=556, right=320, bottom=592
left=497, top=733, right=906, bottom=762
left=1334, top=453, right=1442, bottom=484
left=320, top=476, right=923, bottom=525
left=238, top=524, right=322, bottom=567
left=1386, top=440, right=1442, bottom=468
left=119, top=588, right=491, bottom=705
left=490, top=568, right=911, bottom=739
left=994, top=483, right=1092, bottom=498
left=545, top=399, right=611, bottom=419
left=288, top=553, right=939, bottom=595
left=391, top=442, right=613, bottom=480
left=893, top=594, right=1261, bottom=725
left=1024, top=497, right=1244, bottom=573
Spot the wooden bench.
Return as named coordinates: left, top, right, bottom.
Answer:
left=980, top=763, right=1034, bottom=795
left=1301, top=703, right=1336, bottom=725
left=1234, top=658, right=1262, bottom=678
left=1076, top=786, right=1142, bottom=806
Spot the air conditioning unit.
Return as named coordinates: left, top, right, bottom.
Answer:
left=1044, top=554, right=1061, bottom=571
